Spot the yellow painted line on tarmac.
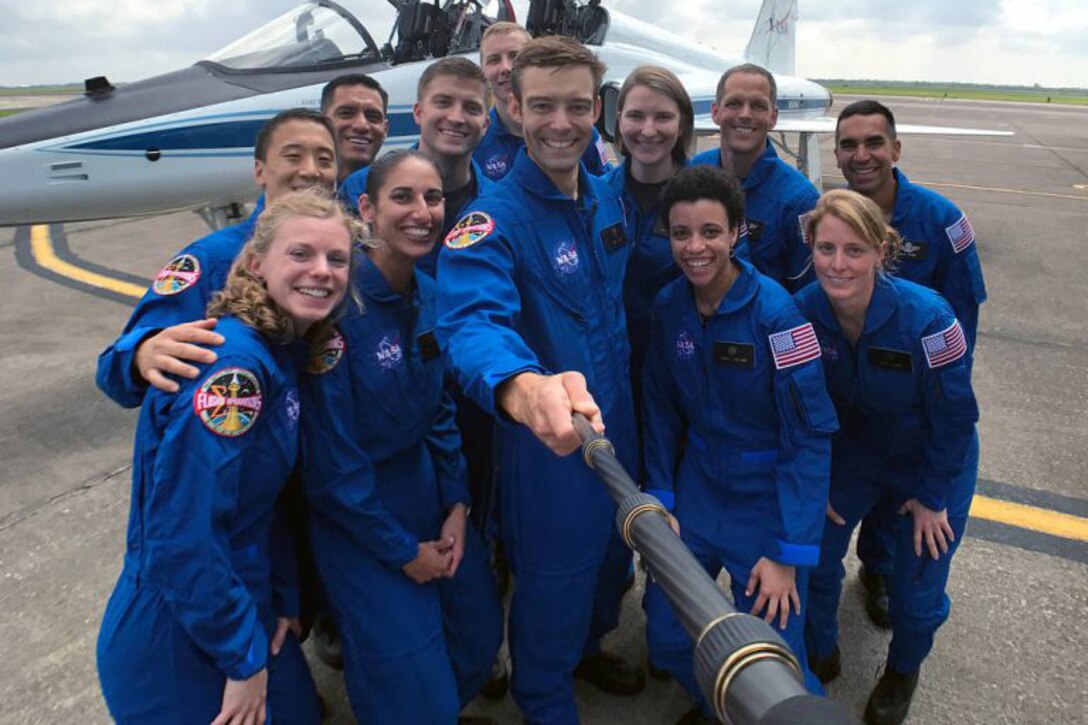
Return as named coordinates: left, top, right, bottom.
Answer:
left=22, top=228, right=1088, bottom=547
left=30, top=224, right=145, bottom=299
left=970, top=495, right=1088, bottom=542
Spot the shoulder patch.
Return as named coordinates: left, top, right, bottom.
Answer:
left=921, top=320, right=967, bottom=369
left=444, top=211, right=495, bottom=249
left=944, top=214, right=975, bottom=254
left=596, top=136, right=610, bottom=166
left=153, top=253, right=201, bottom=296
left=308, top=326, right=346, bottom=374
left=193, top=367, right=263, bottom=437
left=768, top=323, right=821, bottom=370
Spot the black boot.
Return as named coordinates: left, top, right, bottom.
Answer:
left=859, top=565, right=892, bottom=630
left=676, top=705, right=715, bottom=725
left=574, top=650, right=646, bottom=695
left=864, top=666, right=920, bottom=725
left=807, top=644, right=842, bottom=684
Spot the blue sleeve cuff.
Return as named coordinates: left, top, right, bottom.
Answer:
left=645, top=488, right=675, bottom=513
left=225, top=630, right=269, bottom=681
left=771, top=539, right=820, bottom=567
left=916, top=489, right=949, bottom=513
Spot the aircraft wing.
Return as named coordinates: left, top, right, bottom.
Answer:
left=694, top=114, right=1014, bottom=136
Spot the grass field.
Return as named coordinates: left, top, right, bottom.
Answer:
left=0, top=109, right=22, bottom=118
left=824, top=84, right=1088, bottom=106
left=0, top=85, right=81, bottom=95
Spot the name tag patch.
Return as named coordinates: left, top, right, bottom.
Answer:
left=900, top=240, right=929, bottom=262
left=417, top=330, right=440, bottom=361
left=601, top=223, right=628, bottom=252
left=746, top=218, right=764, bottom=243
left=869, top=346, right=913, bottom=372
left=714, top=341, right=755, bottom=368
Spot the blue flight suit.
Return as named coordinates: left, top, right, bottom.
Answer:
left=300, top=257, right=503, bottom=724
left=602, top=161, right=682, bottom=404
left=796, top=276, right=980, bottom=674
left=96, top=200, right=264, bottom=408
left=436, top=149, right=636, bottom=724
left=341, top=156, right=501, bottom=541
left=856, top=168, right=988, bottom=579
left=473, top=106, right=612, bottom=181
left=96, top=316, right=320, bottom=724
left=640, top=259, right=838, bottom=703
left=591, top=161, right=683, bottom=653
left=691, top=142, right=817, bottom=290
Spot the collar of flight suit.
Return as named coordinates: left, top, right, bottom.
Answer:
left=509, top=146, right=593, bottom=203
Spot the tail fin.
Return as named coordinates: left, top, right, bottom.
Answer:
left=744, top=0, right=797, bottom=75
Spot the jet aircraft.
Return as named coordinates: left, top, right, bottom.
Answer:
left=0, top=0, right=1009, bottom=228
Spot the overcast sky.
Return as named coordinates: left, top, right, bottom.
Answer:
left=0, top=0, right=1083, bottom=88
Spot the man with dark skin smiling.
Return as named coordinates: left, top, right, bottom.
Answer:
left=437, top=35, right=643, bottom=724
left=691, top=63, right=818, bottom=292
left=320, top=74, right=389, bottom=184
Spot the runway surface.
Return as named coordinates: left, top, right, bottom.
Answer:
left=1, top=96, right=1085, bottom=724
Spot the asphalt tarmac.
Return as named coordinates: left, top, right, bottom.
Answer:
left=1, top=96, right=1085, bottom=724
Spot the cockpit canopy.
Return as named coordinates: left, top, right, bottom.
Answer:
left=201, top=1, right=610, bottom=72
left=204, top=1, right=381, bottom=71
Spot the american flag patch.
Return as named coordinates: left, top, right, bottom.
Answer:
left=921, top=320, right=967, bottom=368
left=944, top=214, right=975, bottom=254
left=799, top=212, right=813, bottom=246
left=768, top=323, right=821, bottom=370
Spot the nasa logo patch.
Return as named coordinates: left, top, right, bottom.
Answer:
left=193, top=367, right=263, bottom=437
left=485, top=154, right=509, bottom=178
left=153, top=253, right=201, bottom=296
left=376, top=334, right=404, bottom=370
left=552, top=240, right=580, bottom=275
left=308, top=327, right=346, bottom=374
left=675, top=331, right=696, bottom=360
left=445, top=211, right=495, bottom=249
left=285, top=389, right=300, bottom=424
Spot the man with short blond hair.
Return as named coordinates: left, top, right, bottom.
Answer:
left=474, top=22, right=612, bottom=180
left=340, top=56, right=493, bottom=277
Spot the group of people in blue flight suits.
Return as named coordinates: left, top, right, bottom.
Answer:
left=92, top=19, right=986, bottom=725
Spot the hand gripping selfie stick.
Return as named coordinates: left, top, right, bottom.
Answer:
left=572, top=414, right=853, bottom=725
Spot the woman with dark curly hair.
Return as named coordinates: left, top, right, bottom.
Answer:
left=641, top=165, right=838, bottom=723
